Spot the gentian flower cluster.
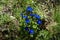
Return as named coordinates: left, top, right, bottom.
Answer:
left=20, top=6, right=42, bottom=35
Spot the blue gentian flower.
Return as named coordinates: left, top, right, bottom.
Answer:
left=25, top=27, right=29, bottom=31
left=37, top=20, right=42, bottom=25
left=25, top=19, right=30, bottom=23
left=30, top=13, right=35, bottom=16
left=23, top=16, right=28, bottom=19
left=29, top=29, right=34, bottom=34
left=26, top=6, right=33, bottom=12
left=34, top=14, right=41, bottom=19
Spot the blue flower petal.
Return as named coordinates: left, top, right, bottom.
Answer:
left=34, top=14, right=41, bottom=19
left=29, top=29, right=34, bottom=34
left=26, top=6, right=33, bottom=12
left=25, top=19, right=30, bottom=23
left=30, top=14, right=35, bottom=16
left=37, top=20, right=42, bottom=25
left=23, top=16, right=28, bottom=19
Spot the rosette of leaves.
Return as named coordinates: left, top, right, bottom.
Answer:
left=0, top=14, right=11, bottom=25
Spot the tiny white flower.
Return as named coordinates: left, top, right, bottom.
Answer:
left=10, top=16, right=15, bottom=19
left=32, top=1, right=34, bottom=3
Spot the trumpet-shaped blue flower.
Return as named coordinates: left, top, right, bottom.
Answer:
left=37, top=20, right=42, bottom=25
left=25, top=19, right=30, bottom=23
left=29, top=29, right=34, bottom=34
left=34, top=14, right=41, bottom=19
left=23, top=16, right=28, bottom=19
left=30, top=13, right=35, bottom=16
left=26, top=6, right=33, bottom=12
